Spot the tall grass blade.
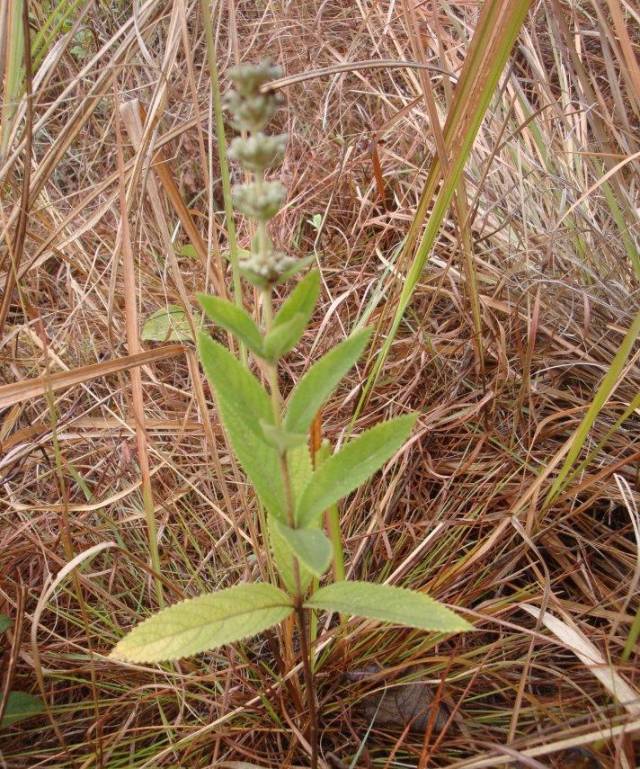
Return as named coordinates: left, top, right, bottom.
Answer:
left=545, top=306, right=640, bottom=506
left=199, top=0, right=243, bottom=316
left=0, top=0, right=24, bottom=159
left=358, top=0, right=532, bottom=409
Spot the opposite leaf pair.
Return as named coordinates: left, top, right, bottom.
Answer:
left=112, top=581, right=470, bottom=664
left=197, top=268, right=319, bottom=364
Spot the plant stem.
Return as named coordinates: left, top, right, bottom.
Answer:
left=261, top=286, right=319, bottom=769
left=295, top=601, right=319, bottom=769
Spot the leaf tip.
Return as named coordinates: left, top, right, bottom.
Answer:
left=196, top=328, right=213, bottom=351
left=108, top=642, right=129, bottom=662
left=405, top=411, right=420, bottom=428
left=451, top=616, right=473, bottom=632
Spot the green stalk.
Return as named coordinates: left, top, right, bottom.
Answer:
left=316, top=442, right=345, bottom=583
left=355, top=0, right=532, bottom=414
left=545, top=305, right=640, bottom=507
left=201, top=58, right=322, bottom=767
left=261, top=287, right=319, bottom=769
left=255, top=155, right=317, bottom=762
left=622, top=604, right=640, bottom=662
left=309, top=443, right=345, bottom=662
left=199, top=0, right=245, bottom=357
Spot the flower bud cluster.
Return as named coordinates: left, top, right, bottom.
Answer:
left=233, top=181, right=286, bottom=221
left=229, top=133, right=287, bottom=173
left=226, top=61, right=297, bottom=286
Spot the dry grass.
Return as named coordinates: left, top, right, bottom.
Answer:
left=1, top=1, right=639, bottom=767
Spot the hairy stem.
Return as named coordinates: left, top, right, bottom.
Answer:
left=295, top=601, right=319, bottom=769
left=261, top=286, right=319, bottom=769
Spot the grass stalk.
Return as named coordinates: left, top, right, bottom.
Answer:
left=199, top=0, right=243, bottom=317
left=115, top=101, right=163, bottom=606
left=356, top=0, right=532, bottom=412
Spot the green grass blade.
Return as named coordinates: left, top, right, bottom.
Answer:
left=357, top=0, right=533, bottom=409
left=545, top=306, right=640, bottom=505
left=0, top=0, right=24, bottom=159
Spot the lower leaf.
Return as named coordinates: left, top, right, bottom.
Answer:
left=305, top=581, right=471, bottom=633
left=111, top=583, right=293, bottom=663
left=269, top=515, right=313, bottom=594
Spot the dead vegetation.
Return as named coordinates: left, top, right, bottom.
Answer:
left=1, top=1, right=639, bottom=767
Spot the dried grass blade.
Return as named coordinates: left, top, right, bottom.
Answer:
left=0, top=345, right=185, bottom=410
left=200, top=0, right=242, bottom=312
left=521, top=604, right=640, bottom=716
left=115, top=101, right=163, bottom=605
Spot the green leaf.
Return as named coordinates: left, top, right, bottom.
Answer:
left=111, top=583, right=294, bottom=663
left=198, top=333, right=286, bottom=518
left=284, top=328, right=372, bottom=435
left=288, top=443, right=313, bottom=502
left=295, top=413, right=417, bottom=527
left=308, top=212, right=323, bottom=232
left=179, top=243, right=198, bottom=260
left=1, top=691, right=45, bottom=728
left=141, top=305, right=192, bottom=342
left=197, top=294, right=264, bottom=357
left=274, top=255, right=314, bottom=284
left=0, top=614, right=11, bottom=634
left=269, top=515, right=313, bottom=594
left=269, top=444, right=315, bottom=593
left=305, top=582, right=471, bottom=633
left=271, top=520, right=333, bottom=578
left=263, top=313, right=307, bottom=360
left=273, top=270, right=320, bottom=331
left=260, top=421, right=307, bottom=453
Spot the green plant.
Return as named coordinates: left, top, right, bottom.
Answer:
left=0, top=614, right=44, bottom=730
left=111, top=62, right=471, bottom=768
